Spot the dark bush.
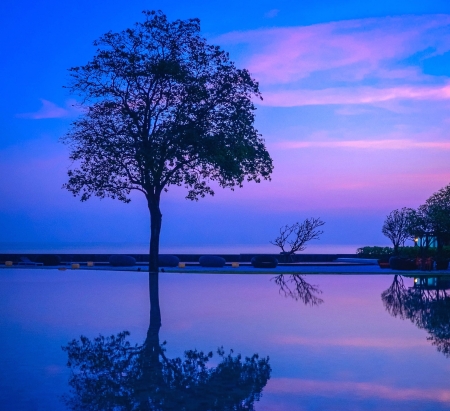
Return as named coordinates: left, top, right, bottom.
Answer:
left=389, top=257, right=416, bottom=271
left=158, top=255, right=179, bottom=267
left=251, top=255, right=278, bottom=269
left=199, top=255, right=226, bottom=267
left=109, top=255, right=136, bottom=267
left=435, top=259, right=449, bottom=270
left=35, top=254, right=61, bottom=266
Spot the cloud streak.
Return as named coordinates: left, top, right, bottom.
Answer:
left=275, top=139, right=450, bottom=150
left=273, top=335, right=428, bottom=349
left=17, top=99, right=80, bottom=119
left=261, top=84, right=450, bottom=106
left=217, top=15, right=450, bottom=107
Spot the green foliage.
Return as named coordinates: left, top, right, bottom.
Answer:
left=357, top=246, right=450, bottom=259
left=356, top=246, right=394, bottom=258
left=63, top=10, right=273, bottom=204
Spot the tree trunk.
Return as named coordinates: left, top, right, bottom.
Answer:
left=147, top=194, right=162, bottom=331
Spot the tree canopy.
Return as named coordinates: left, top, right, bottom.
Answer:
left=63, top=10, right=272, bottom=204
left=381, top=208, right=412, bottom=254
left=424, top=184, right=450, bottom=250
left=270, top=218, right=325, bottom=261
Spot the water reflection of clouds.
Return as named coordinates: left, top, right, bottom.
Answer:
left=272, top=335, right=429, bottom=349
left=266, top=378, right=450, bottom=404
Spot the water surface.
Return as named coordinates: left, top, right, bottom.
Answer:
left=0, top=270, right=449, bottom=410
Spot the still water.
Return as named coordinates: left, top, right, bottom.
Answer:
left=0, top=270, right=449, bottom=410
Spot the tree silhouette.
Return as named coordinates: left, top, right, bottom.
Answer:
left=272, top=274, right=323, bottom=306
left=62, top=235, right=271, bottom=410
left=62, top=10, right=273, bottom=328
left=424, top=184, right=450, bottom=258
left=382, top=208, right=413, bottom=255
left=382, top=275, right=450, bottom=357
left=63, top=330, right=271, bottom=411
left=381, top=275, right=408, bottom=318
left=270, top=218, right=325, bottom=262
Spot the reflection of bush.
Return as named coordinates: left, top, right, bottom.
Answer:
left=62, top=331, right=271, bottom=410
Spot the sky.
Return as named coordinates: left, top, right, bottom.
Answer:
left=2, top=0, right=450, bottom=253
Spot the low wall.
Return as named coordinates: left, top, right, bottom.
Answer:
left=0, top=253, right=358, bottom=263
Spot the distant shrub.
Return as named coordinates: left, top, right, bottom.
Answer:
left=158, top=255, right=179, bottom=267
left=109, top=255, right=136, bottom=267
left=251, top=255, right=278, bottom=269
left=389, top=257, right=417, bottom=271
left=35, top=254, right=61, bottom=266
left=199, top=255, right=226, bottom=267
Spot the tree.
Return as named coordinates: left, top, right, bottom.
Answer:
left=62, top=10, right=273, bottom=326
left=381, top=208, right=413, bottom=255
left=405, top=205, right=435, bottom=266
left=270, top=218, right=325, bottom=262
left=424, top=183, right=450, bottom=257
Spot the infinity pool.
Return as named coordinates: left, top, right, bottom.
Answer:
left=0, top=270, right=449, bottom=410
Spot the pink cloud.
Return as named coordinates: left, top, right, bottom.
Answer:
left=17, top=99, right=81, bottom=119
left=216, top=15, right=450, bottom=107
left=266, top=378, right=450, bottom=403
left=261, top=84, right=450, bottom=106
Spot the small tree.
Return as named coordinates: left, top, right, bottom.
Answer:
left=62, top=10, right=273, bottom=327
left=382, top=207, right=413, bottom=255
left=270, top=218, right=325, bottom=262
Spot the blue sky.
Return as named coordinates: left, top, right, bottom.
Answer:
left=2, top=0, right=450, bottom=253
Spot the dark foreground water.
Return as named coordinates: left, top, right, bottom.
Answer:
left=1, top=270, right=449, bottom=411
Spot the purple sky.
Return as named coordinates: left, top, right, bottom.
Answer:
left=2, top=1, right=450, bottom=253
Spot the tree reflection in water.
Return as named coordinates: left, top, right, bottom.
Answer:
left=382, top=275, right=450, bottom=357
left=272, top=274, right=323, bottom=306
left=62, top=273, right=271, bottom=410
